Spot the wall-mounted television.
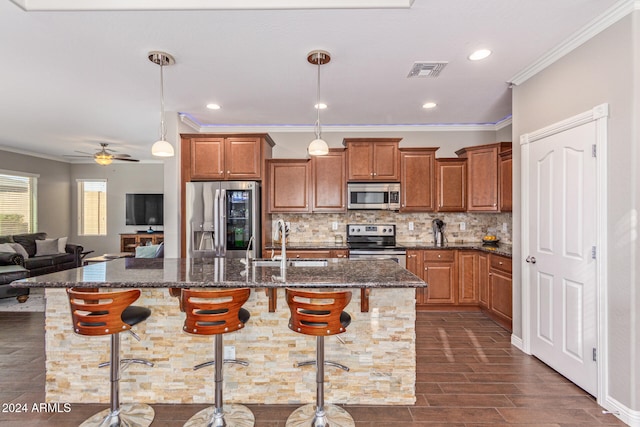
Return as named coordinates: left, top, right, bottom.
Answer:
left=125, top=193, right=164, bottom=226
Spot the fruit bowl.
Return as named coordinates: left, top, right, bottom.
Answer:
left=482, top=236, right=500, bottom=245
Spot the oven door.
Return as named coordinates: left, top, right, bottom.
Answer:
left=348, top=250, right=406, bottom=269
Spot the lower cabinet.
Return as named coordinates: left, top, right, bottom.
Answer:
left=409, top=248, right=512, bottom=332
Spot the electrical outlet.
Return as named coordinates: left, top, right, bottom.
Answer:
left=408, top=221, right=414, bottom=231
left=332, top=222, right=338, bottom=231
left=224, top=345, right=235, bottom=360
left=502, top=222, right=508, bottom=233
left=460, top=222, right=466, bottom=231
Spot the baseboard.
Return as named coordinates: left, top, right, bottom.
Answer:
left=511, top=334, right=525, bottom=352
left=604, top=395, right=640, bottom=426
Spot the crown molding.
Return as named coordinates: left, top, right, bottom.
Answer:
left=509, top=0, right=638, bottom=86
left=179, top=113, right=512, bottom=134
left=10, top=0, right=414, bottom=11
left=0, top=145, right=68, bottom=163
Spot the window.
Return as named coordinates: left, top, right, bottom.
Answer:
left=78, top=179, right=107, bottom=236
left=0, top=170, right=38, bottom=234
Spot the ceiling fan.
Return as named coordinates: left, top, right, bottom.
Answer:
left=65, top=143, right=140, bottom=166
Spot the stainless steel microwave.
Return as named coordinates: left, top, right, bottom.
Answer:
left=347, top=183, right=401, bottom=210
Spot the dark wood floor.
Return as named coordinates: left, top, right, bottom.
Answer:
left=0, top=310, right=626, bottom=426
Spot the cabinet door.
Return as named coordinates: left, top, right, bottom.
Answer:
left=436, top=159, right=466, bottom=212
left=330, top=249, right=349, bottom=258
left=372, top=142, right=400, bottom=181
left=400, top=149, right=436, bottom=212
left=346, top=142, right=374, bottom=181
left=477, top=252, right=489, bottom=308
left=268, top=160, right=311, bottom=213
left=191, top=138, right=225, bottom=180
left=489, top=270, right=512, bottom=330
left=499, top=150, right=513, bottom=212
left=312, top=149, right=346, bottom=212
left=225, top=137, right=261, bottom=179
left=466, top=145, right=499, bottom=211
left=457, top=251, right=478, bottom=304
left=406, top=250, right=425, bottom=304
left=424, top=263, right=456, bottom=304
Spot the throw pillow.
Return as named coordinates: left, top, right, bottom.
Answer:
left=9, top=243, right=29, bottom=259
left=57, top=236, right=68, bottom=253
left=0, top=243, right=16, bottom=253
left=35, top=238, right=61, bottom=256
left=135, top=244, right=160, bottom=258
left=0, top=235, right=15, bottom=244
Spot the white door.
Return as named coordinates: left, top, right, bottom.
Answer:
left=526, top=121, right=598, bottom=395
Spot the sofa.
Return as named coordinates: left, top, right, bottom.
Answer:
left=0, top=232, right=84, bottom=302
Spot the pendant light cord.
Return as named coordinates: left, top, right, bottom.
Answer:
left=159, top=61, right=166, bottom=141
left=315, top=59, right=322, bottom=139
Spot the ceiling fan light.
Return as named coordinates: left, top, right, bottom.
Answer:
left=152, top=139, right=175, bottom=157
left=94, top=154, right=113, bottom=166
left=308, top=138, right=329, bottom=156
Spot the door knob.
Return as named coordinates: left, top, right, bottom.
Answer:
left=526, top=256, right=537, bottom=264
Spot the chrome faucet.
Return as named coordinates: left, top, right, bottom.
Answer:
left=275, top=219, right=287, bottom=270
left=245, top=235, right=255, bottom=262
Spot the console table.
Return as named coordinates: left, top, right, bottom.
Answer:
left=119, top=232, right=164, bottom=253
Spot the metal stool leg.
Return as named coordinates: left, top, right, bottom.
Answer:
left=286, top=336, right=354, bottom=427
left=80, top=334, right=155, bottom=427
left=184, top=334, right=255, bottom=427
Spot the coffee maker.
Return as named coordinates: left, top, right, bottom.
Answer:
left=432, top=218, right=445, bottom=247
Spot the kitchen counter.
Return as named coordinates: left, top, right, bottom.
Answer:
left=264, top=241, right=349, bottom=251
left=13, top=257, right=424, bottom=289
left=398, top=242, right=512, bottom=257
left=13, top=257, right=424, bottom=406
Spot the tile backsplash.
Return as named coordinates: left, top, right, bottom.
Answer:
left=270, top=211, right=512, bottom=245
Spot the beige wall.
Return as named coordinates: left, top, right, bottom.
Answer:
left=512, top=12, right=638, bottom=412
left=0, top=150, right=71, bottom=238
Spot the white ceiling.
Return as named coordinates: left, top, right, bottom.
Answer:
left=0, top=0, right=622, bottom=162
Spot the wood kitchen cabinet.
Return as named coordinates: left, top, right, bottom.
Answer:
left=344, top=138, right=400, bottom=181
left=181, top=134, right=274, bottom=181
left=267, top=159, right=311, bottom=213
left=399, top=148, right=437, bottom=212
left=477, top=252, right=490, bottom=308
left=406, top=250, right=425, bottom=303
left=436, top=158, right=467, bottom=212
left=455, top=142, right=511, bottom=212
left=457, top=251, right=479, bottom=305
left=422, top=250, right=457, bottom=305
left=487, top=254, right=513, bottom=331
left=311, top=148, right=346, bottom=212
left=266, top=249, right=348, bottom=259
left=499, top=149, right=513, bottom=212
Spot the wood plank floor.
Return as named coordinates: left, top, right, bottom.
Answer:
left=0, top=310, right=626, bottom=426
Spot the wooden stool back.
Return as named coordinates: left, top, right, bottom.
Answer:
left=286, top=288, right=352, bottom=336
left=182, top=288, right=251, bottom=335
left=67, top=288, right=141, bottom=336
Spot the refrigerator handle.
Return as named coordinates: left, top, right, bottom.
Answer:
left=219, top=189, right=227, bottom=256
left=214, top=188, right=220, bottom=255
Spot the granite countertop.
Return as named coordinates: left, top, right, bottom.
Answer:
left=266, top=241, right=512, bottom=258
left=12, top=257, right=425, bottom=289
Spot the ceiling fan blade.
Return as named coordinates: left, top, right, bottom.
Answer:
left=115, top=158, right=140, bottom=162
left=64, top=154, right=93, bottom=158
left=73, top=150, right=95, bottom=155
left=112, top=153, right=131, bottom=158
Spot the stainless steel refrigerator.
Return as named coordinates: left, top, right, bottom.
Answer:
left=185, top=181, right=260, bottom=258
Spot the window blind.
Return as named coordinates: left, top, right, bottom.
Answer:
left=0, top=172, right=37, bottom=234
left=78, top=180, right=107, bottom=236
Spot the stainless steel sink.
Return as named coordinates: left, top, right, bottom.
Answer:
left=250, top=259, right=329, bottom=267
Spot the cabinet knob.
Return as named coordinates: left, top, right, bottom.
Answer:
left=438, top=254, right=441, bottom=258
left=219, top=170, right=223, bottom=174
left=227, top=170, right=230, bottom=174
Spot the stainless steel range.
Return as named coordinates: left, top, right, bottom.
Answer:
left=347, top=224, right=406, bottom=268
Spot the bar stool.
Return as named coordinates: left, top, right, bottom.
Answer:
left=285, top=288, right=354, bottom=427
left=181, top=288, right=254, bottom=427
left=67, top=288, right=155, bottom=427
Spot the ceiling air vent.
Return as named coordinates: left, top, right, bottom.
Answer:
left=407, top=61, right=448, bottom=78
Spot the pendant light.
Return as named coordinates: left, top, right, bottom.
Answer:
left=148, top=51, right=176, bottom=157
left=307, top=50, right=330, bottom=156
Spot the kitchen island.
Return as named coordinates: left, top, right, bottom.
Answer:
left=14, top=257, right=424, bottom=406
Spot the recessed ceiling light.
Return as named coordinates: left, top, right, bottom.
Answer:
left=422, top=102, right=437, bottom=109
left=468, top=49, right=492, bottom=61
left=314, top=103, right=327, bottom=110
left=206, top=103, right=221, bottom=110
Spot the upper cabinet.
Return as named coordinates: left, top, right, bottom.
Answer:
left=499, top=149, right=513, bottom=212
left=267, top=159, right=311, bottom=213
left=455, top=142, right=511, bottom=212
left=399, top=148, right=437, bottom=212
left=436, top=158, right=467, bottom=212
left=181, top=134, right=274, bottom=181
left=344, top=138, right=400, bottom=181
left=312, top=148, right=346, bottom=212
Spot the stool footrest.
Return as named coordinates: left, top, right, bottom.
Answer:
left=295, top=360, right=350, bottom=372
left=98, top=358, right=154, bottom=369
left=194, top=359, right=249, bottom=371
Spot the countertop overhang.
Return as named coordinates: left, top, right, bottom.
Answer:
left=12, top=257, right=426, bottom=289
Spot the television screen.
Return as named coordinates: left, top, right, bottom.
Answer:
left=125, top=193, right=164, bottom=226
